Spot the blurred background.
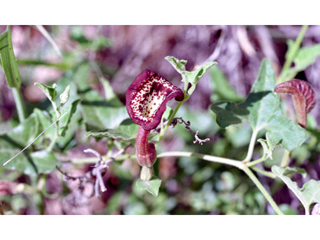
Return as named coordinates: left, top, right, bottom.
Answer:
left=0, top=25, right=320, bottom=215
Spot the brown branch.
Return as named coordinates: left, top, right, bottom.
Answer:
left=171, top=117, right=210, bottom=145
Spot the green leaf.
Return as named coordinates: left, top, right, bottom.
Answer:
left=6, top=113, right=40, bottom=147
left=34, top=82, right=60, bottom=118
left=293, top=43, right=320, bottom=72
left=59, top=85, right=70, bottom=108
left=281, top=42, right=320, bottom=81
left=34, top=82, right=57, bottom=103
left=211, top=59, right=307, bottom=150
left=257, top=133, right=275, bottom=160
left=29, top=150, right=61, bottom=175
left=0, top=26, right=22, bottom=88
left=101, top=78, right=123, bottom=107
left=0, top=113, right=61, bottom=175
left=184, top=61, right=217, bottom=96
left=165, top=56, right=217, bottom=96
left=59, top=99, right=81, bottom=137
left=33, top=108, right=55, bottom=140
left=86, top=118, right=139, bottom=141
left=210, top=65, right=244, bottom=102
left=136, top=178, right=162, bottom=197
left=165, top=56, right=187, bottom=75
left=272, top=165, right=320, bottom=214
left=79, top=88, right=128, bottom=131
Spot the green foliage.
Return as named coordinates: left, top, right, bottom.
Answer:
left=209, top=65, right=244, bottom=102
left=1, top=25, right=320, bottom=216
left=0, top=112, right=61, bottom=175
left=0, top=26, right=21, bottom=88
left=272, top=165, right=320, bottom=214
left=136, top=178, right=162, bottom=197
left=86, top=118, right=139, bottom=141
left=211, top=59, right=307, bottom=151
left=282, top=40, right=320, bottom=82
left=165, top=56, right=217, bottom=97
left=79, top=87, right=128, bottom=131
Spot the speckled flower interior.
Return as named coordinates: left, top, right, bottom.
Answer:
left=126, top=69, right=184, bottom=131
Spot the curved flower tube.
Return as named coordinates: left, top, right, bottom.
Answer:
left=274, top=79, right=315, bottom=128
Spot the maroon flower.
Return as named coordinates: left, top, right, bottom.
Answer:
left=274, top=79, right=315, bottom=128
left=126, top=69, right=184, bottom=177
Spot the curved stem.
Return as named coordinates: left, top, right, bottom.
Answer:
left=242, top=166, right=284, bottom=215
left=242, top=129, right=258, bottom=163
left=157, top=151, right=283, bottom=215
left=250, top=166, right=276, bottom=179
left=246, top=155, right=268, bottom=167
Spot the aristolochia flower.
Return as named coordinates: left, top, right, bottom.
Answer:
left=126, top=69, right=184, bottom=179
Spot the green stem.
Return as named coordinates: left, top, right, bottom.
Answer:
left=67, top=149, right=283, bottom=215
left=305, top=205, right=310, bottom=215
left=246, top=155, right=267, bottom=167
left=157, top=99, right=185, bottom=144
left=157, top=71, right=190, bottom=144
left=12, top=87, right=26, bottom=122
left=242, top=129, right=258, bottom=163
left=157, top=151, right=283, bottom=215
left=157, top=151, right=242, bottom=168
left=250, top=166, right=276, bottom=179
left=242, top=166, right=284, bottom=215
left=279, top=25, right=308, bottom=83
left=17, top=59, right=72, bottom=70
left=280, top=149, right=291, bottom=167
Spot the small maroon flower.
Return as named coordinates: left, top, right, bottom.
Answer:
left=126, top=69, right=184, bottom=178
left=274, top=79, right=315, bottom=128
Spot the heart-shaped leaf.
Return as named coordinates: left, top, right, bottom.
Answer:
left=211, top=59, right=307, bottom=150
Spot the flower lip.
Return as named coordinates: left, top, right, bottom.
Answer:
left=126, top=69, right=184, bottom=131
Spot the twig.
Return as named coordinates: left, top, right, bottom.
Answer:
left=172, top=117, right=210, bottom=145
